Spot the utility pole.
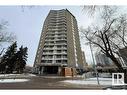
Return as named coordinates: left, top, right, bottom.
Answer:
left=89, top=42, right=100, bottom=85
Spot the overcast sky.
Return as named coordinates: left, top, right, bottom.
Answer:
left=0, top=6, right=97, bottom=66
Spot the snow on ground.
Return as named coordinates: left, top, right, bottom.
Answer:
left=62, top=77, right=112, bottom=86
left=0, top=79, right=29, bottom=83
left=0, top=74, right=36, bottom=78
left=0, top=74, right=21, bottom=77
left=86, top=77, right=112, bottom=81
left=0, top=74, right=35, bottom=83
left=27, top=74, right=36, bottom=77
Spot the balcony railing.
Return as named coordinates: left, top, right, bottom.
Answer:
left=54, top=58, right=67, bottom=60
left=53, top=51, right=67, bottom=54
left=42, top=51, right=67, bottom=55
left=41, top=56, right=67, bottom=60
left=46, top=32, right=67, bottom=35
left=47, top=28, right=67, bottom=31
left=49, top=22, right=66, bottom=26
left=43, top=47, right=67, bottom=50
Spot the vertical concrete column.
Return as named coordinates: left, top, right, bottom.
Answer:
left=39, top=66, right=42, bottom=75
left=38, top=68, right=41, bottom=75
left=36, top=67, right=40, bottom=74
left=41, top=67, right=44, bottom=75
left=58, top=67, right=61, bottom=76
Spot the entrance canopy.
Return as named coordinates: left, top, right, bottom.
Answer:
left=36, top=63, right=67, bottom=67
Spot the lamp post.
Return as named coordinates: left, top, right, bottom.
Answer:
left=89, top=42, right=100, bottom=85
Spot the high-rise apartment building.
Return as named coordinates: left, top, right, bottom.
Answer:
left=82, top=51, right=88, bottom=68
left=33, top=9, right=84, bottom=76
left=119, top=47, right=127, bottom=67
left=95, top=52, right=113, bottom=66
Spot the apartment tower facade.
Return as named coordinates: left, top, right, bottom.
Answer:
left=34, top=9, right=84, bottom=76
left=95, top=52, right=113, bottom=66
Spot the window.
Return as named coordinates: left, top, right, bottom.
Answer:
left=57, top=50, right=61, bottom=53
left=56, top=55, right=61, bottom=58
left=56, top=60, right=61, bottom=63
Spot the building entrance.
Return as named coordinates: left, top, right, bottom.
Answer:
left=43, top=66, right=58, bottom=74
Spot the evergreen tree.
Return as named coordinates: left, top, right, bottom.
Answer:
left=0, top=56, right=6, bottom=73
left=15, top=46, right=28, bottom=73
left=0, top=42, right=17, bottom=73
left=0, top=53, right=7, bottom=73
left=0, top=42, right=28, bottom=74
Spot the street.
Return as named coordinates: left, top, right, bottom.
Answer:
left=0, top=76, right=104, bottom=89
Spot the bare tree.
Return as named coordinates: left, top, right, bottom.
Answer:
left=83, top=5, right=102, bottom=17
left=0, top=20, right=16, bottom=55
left=81, top=6, right=127, bottom=71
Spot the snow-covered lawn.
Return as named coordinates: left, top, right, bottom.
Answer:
left=0, top=74, right=36, bottom=83
left=0, top=74, right=21, bottom=77
left=0, top=79, right=29, bottom=83
left=62, top=77, right=112, bottom=86
left=0, top=74, right=36, bottom=78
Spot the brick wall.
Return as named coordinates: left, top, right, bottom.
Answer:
left=61, top=67, right=76, bottom=77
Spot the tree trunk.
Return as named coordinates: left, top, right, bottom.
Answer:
left=108, top=55, right=127, bottom=84
left=107, top=53, right=124, bottom=71
left=124, top=69, right=127, bottom=84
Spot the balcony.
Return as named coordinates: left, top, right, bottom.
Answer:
left=56, top=45, right=67, bottom=48
left=49, top=17, right=66, bottom=21
left=55, top=43, right=67, bottom=46
left=54, top=37, right=67, bottom=41
left=43, top=52, right=53, bottom=55
left=54, top=57, right=67, bottom=60
left=49, top=20, right=66, bottom=24
left=44, top=43, right=55, bottom=45
left=45, top=35, right=67, bottom=44
left=46, top=32, right=56, bottom=35
left=42, top=57, right=53, bottom=60
left=46, top=31, right=67, bottom=35
left=43, top=47, right=54, bottom=50
left=43, top=47, right=67, bottom=50
left=47, top=28, right=67, bottom=31
left=49, top=22, right=66, bottom=26
left=41, top=60, right=53, bottom=63
left=56, top=60, right=67, bottom=64
left=53, top=51, right=67, bottom=54
left=42, top=57, right=67, bottom=61
left=45, top=38, right=55, bottom=41
left=42, top=51, right=67, bottom=55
